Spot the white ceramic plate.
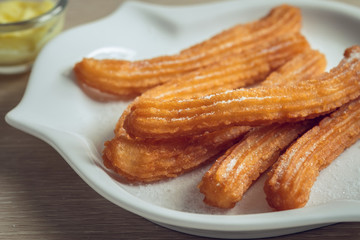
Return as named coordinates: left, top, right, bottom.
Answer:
left=6, top=0, right=360, bottom=238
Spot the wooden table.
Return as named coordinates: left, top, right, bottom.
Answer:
left=1, top=0, right=359, bottom=239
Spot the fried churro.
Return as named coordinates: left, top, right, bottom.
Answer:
left=141, top=33, right=310, bottom=101
left=264, top=96, right=360, bottom=211
left=103, top=49, right=325, bottom=182
left=114, top=32, right=310, bottom=135
left=124, top=46, right=360, bottom=139
left=198, top=49, right=326, bottom=208
left=74, top=5, right=302, bottom=98
left=199, top=121, right=316, bottom=208
left=103, top=126, right=250, bottom=182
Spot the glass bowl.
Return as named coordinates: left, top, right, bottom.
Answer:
left=0, top=0, right=67, bottom=74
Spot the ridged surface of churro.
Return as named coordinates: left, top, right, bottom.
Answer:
left=103, top=126, right=250, bottom=182
left=103, top=49, right=325, bottom=182
left=142, top=33, right=310, bottom=100
left=124, top=46, right=360, bottom=139
left=264, top=96, right=360, bottom=210
left=74, top=5, right=302, bottom=98
left=114, top=32, right=310, bottom=135
left=199, top=122, right=315, bottom=208
left=198, top=49, right=326, bottom=208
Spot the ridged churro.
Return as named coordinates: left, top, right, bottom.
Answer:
left=102, top=20, right=313, bottom=182
left=124, top=46, right=360, bottom=139
left=141, top=33, right=310, bottom=101
left=199, top=121, right=316, bottom=208
left=103, top=126, right=250, bottom=182
left=74, top=5, right=302, bottom=98
left=103, top=49, right=325, bottom=182
left=264, top=96, right=360, bottom=211
left=198, top=49, right=326, bottom=208
left=114, top=32, right=310, bottom=135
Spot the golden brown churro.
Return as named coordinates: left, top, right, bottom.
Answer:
left=102, top=9, right=314, bottom=182
left=114, top=32, right=310, bottom=135
left=198, top=50, right=326, bottom=208
left=72, top=1, right=360, bottom=211
left=103, top=126, right=250, bottom=182
left=124, top=46, right=360, bottom=139
left=103, top=49, right=325, bottom=182
left=264, top=96, right=360, bottom=211
left=141, top=33, right=310, bottom=101
left=199, top=121, right=316, bottom=208
left=74, top=5, right=302, bottom=98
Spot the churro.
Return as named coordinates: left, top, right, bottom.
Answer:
left=198, top=49, right=326, bottom=208
left=74, top=5, right=302, bottom=98
left=199, top=121, right=316, bottom=208
left=114, top=32, right=310, bottom=135
left=103, top=126, right=250, bottom=182
left=141, top=33, right=310, bottom=101
left=124, top=46, right=360, bottom=139
left=264, top=96, right=360, bottom=210
left=103, top=49, right=325, bottom=182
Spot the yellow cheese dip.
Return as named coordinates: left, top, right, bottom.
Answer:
left=0, top=0, right=65, bottom=72
left=0, top=0, right=54, bottom=23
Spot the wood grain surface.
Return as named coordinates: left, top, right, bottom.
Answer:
left=1, top=0, right=360, bottom=239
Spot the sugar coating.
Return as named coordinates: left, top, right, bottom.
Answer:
left=347, top=51, right=360, bottom=62
left=122, top=163, right=273, bottom=215
left=91, top=93, right=360, bottom=215
left=94, top=104, right=360, bottom=214
left=307, top=140, right=360, bottom=206
left=119, top=140, right=360, bottom=214
left=91, top=102, right=129, bottom=149
left=224, top=156, right=238, bottom=178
